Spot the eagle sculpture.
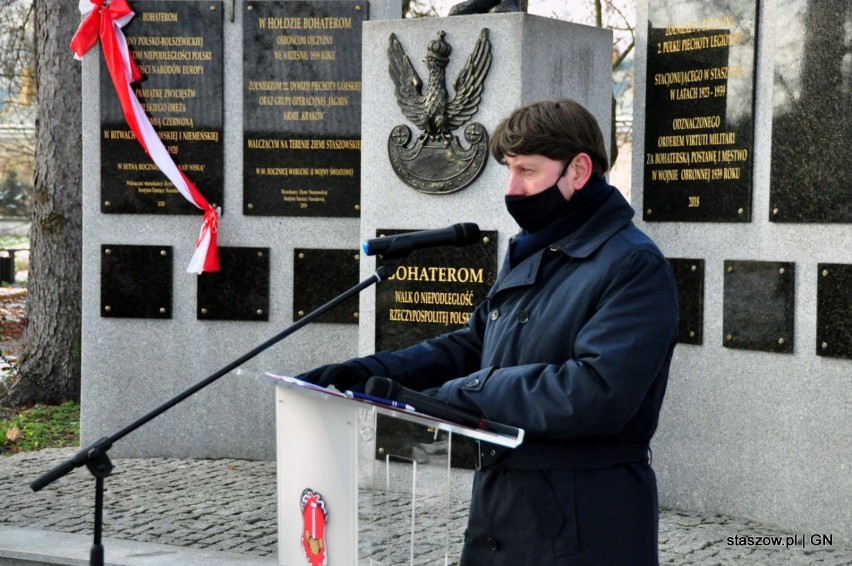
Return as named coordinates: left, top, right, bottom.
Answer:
left=388, top=29, right=492, bottom=143
left=448, top=0, right=527, bottom=14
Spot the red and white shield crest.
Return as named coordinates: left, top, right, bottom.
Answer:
left=300, top=488, right=329, bottom=566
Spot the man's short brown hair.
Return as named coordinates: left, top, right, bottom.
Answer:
left=490, top=98, right=609, bottom=177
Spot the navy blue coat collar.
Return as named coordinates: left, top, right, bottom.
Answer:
left=495, top=190, right=635, bottom=293
left=550, top=188, right=635, bottom=259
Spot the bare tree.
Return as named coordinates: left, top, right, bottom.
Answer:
left=3, top=0, right=82, bottom=406
left=0, top=0, right=36, bottom=197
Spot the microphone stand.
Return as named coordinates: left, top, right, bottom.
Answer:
left=30, top=257, right=404, bottom=566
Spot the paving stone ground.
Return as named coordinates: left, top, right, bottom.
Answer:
left=2, top=447, right=850, bottom=564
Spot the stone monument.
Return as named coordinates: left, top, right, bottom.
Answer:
left=79, top=1, right=613, bottom=473
left=80, top=0, right=401, bottom=460
left=359, top=14, right=612, bottom=358
left=633, top=0, right=851, bottom=544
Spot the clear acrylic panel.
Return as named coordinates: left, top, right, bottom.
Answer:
left=358, top=409, right=471, bottom=565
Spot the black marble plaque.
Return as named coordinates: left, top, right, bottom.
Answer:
left=667, top=258, right=704, bottom=345
left=243, top=1, right=367, bottom=217
left=723, top=260, right=794, bottom=353
left=293, top=249, right=360, bottom=324
left=770, top=0, right=852, bottom=222
left=816, top=264, right=852, bottom=359
left=197, top=247, right=269, bottom=321
left=375, top=230, right=498, bottom=352
left=100, top=1, right=224, bottom=215
left=101, top=244, right=173, bottom=318
left=643, top=2, right=757, bottom=222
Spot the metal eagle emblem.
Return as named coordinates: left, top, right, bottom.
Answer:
left=387, top=29, right=492, bottom=194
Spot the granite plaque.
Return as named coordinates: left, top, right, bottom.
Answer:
left=375, top=230, right=497, bottom=352
left=243, top=1, right=367, bottom=217
left=643, top=2, right=757, bottom=222
left=100, top=1, right=224, bottom=214
left=197, top=247, right=270, bottom=321
left=667, top=258, right=704, bottom=345
left=293, top=249, right=360, bottom=324
left=101, top=244, right=173, bottom=318
left=769, top=0, right=852, bottom=222
left=723, top=260, right=794, bottom=353
left=816, top=264, right=852, bottom=359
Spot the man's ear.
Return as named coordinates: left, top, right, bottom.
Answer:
left=567, top=153, right=594, bottom=190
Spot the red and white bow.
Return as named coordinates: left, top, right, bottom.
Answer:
left=71, top=0, right=219, bottom=273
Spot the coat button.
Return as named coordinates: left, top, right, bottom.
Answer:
left=490, top=308, right=500, bottom=320
left=517, top=309, right=529, bottom=323
left=487, top=536, right=500, bottom=551
left=464, top=378, right=480, bottom=388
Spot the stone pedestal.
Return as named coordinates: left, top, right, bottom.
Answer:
left=359, top=14, right=612, bottom=355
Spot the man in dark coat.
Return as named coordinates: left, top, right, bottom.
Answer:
left=299, top=98, right=679, bottom=565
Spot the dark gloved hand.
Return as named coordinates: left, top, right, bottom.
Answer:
left=419, top=386, right=441, bottom=398
left=295, top=360, right=372, bottom=391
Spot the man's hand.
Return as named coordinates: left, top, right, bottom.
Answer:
left=296, top=361, right=372, bottom=391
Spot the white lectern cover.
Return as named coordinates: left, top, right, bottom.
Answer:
left=270, top=374, right=523, bottom=566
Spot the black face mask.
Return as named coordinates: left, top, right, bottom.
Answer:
left=504, top=163, right=571, bottom=232
left=505, top=185, right=570, bottom=232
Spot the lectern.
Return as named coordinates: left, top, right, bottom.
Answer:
left=272, top=376, right=523, bottom=566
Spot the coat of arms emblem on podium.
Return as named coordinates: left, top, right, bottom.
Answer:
left=300, top=488, right=329, bottom=566
left=387, top=29, right=493, bottom=194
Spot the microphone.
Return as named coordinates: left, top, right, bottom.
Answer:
left=365, top=376, right=482, bottom=428
left=362, top=223, right=481, bottom=258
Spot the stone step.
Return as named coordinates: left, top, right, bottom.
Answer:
left=0, top=527, right=277, bottom=566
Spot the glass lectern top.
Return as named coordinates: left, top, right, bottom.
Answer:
left=265, top=373, right=524, bottom=448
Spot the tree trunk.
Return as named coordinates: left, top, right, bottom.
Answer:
left=3, top=0, right=82, bottom=406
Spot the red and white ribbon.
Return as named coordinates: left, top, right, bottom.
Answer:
left=71, top=0, right=219, bottom=273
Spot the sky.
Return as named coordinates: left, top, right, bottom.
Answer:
left=421, top=0, right=637, bottom=63
left=426, top=0, right=635, bottom=31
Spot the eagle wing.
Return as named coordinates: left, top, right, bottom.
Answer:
left=446, top=28, right=492, bottom=131
left=387, top=34, right=427, bottom=130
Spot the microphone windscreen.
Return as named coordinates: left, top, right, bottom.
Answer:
left=455, top=223, right=481, bottom=245
left=365, top=376, right=398, bottom=399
